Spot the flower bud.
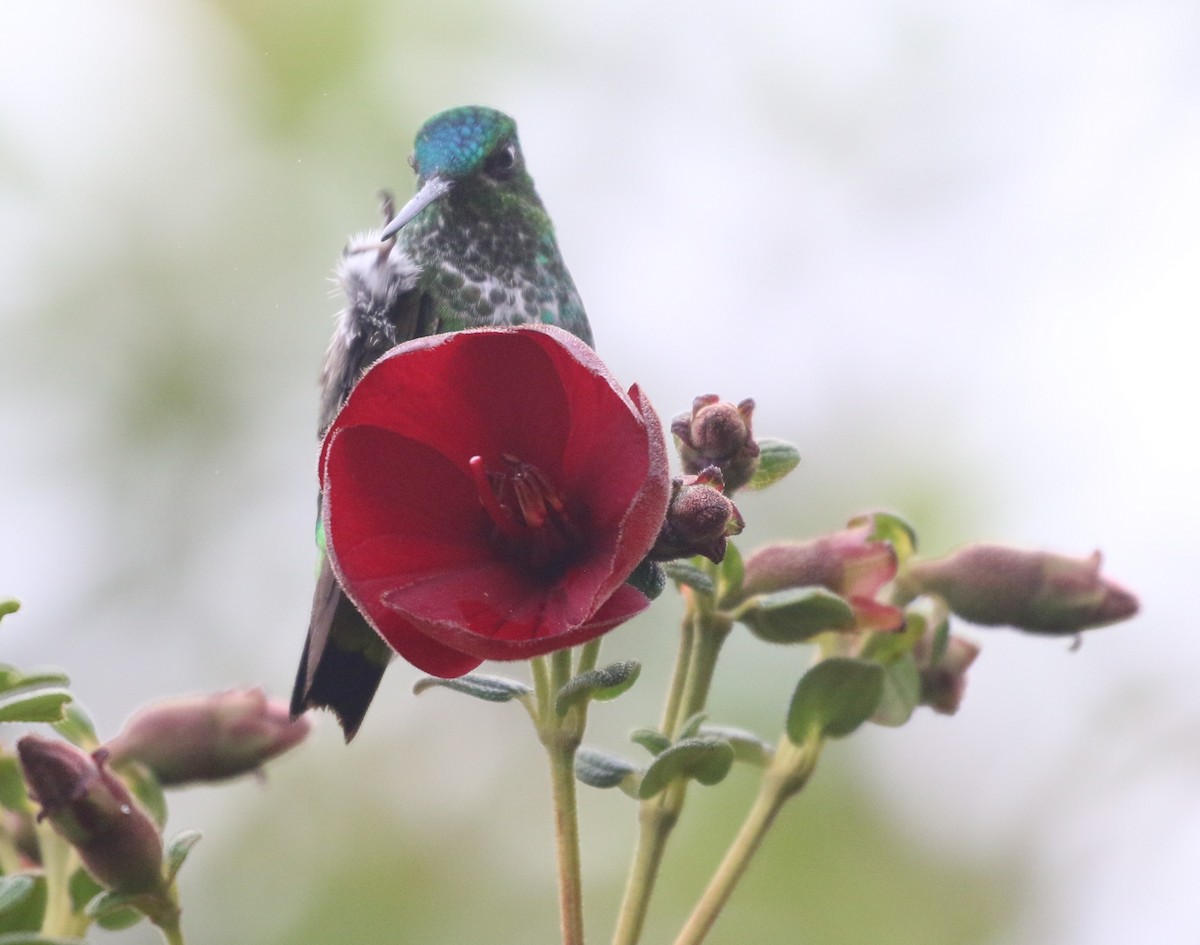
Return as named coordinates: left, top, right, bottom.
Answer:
left=649, top=468, right=745, bottom=563
left=741, top=524, right=905, bottom=632
left=671, top=395, right=760, bottom=493
left=105, top=688, right=311, bottom=787
left=913, top=632, right=980, bottom=715
left=17, top=735, right=164, bottom=894
left=905, top=545, right=1139, bottom=635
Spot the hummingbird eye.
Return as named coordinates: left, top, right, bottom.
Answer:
left=483, top=143, right=518, bottom=180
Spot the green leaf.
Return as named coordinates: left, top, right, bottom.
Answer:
left=630, top=728, right=671, bottom=756
left=871, top=655, right=922, bottom=727
left=50, top=703, right=99, bottom=751
left=698, top=725, right=774, bottom=767
left=786, top=658, right=885, bottom=745
left=714, top=542, right=744, bottom=606
left=0, top=601, right=19, bottom=624
left=743, top=439, right=801, bottom=491
left=638, top=737, right=735, bottom=798
left=574, top=747, right=642, bottom=797
left=0, top=755, right=28, bottom=813
left=0, top=688, right=72, bottom=724
left=735, top=587, right=856, bottom=644
left=85, top=890, right=144, bottom=927
left=93, top=905, right=144, bottom=932
left=555, top=661, right=641, bottom=716
left=0, top=874, right=44, bottom=935
left=75, top=867, right=140, bottom=930
left=849, top=511, right=917, bottom=566
left=164, top=830, right=202, bottom=883
left=0, top=877, right=37, bottom=918
left=412, top=674, right=532, bottom=703
left=661, top=560, right=714, bottom=596
left=68, top=868, right=102, bottom=914
left=861, top=608, right=927, bottom=664
left=0, top=670, right=69, bottom=697
left=0, top=935, right=87, bottom=945
left=676, top=712, right=708, bottom=740
left=625, top=558, right=666, bottom=601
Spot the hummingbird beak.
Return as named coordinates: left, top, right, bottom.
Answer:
left=379, top=176, right=453, bottom=240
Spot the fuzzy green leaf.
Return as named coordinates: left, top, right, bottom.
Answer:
left=68, top=870, right=139, bottom=930
left=0, top=669, right=69, bottom=696
left=51, top=703, right=99, bottom=751
left=0, top=601, right=19, bottom=624
left=556, top=661, right=641, bottom=716
left=786, top=658, right=885, bottom=745
left=849, top=511, right=917, bottom=565
left=743, top=439, right=801, bottom=491
left=638, top=737, right=735, bottom=799
left=0, top=877, right=38, bottom=921
left=736, top=587, right=856, bottom=643
left=626, top=559, right=667, bottom=600
left=871, top=655, right=922, bottom=727
left=861, top=608, right=926, bottom=664
left=574, top=747, right=642, bottom=797
left=165, top=830, right=202, bottom=883
left=413, top=674, right=532, bottom=703
left=676, top=712, right=708, bottom=740
left=85, top=890, right=144, bottom=928
left=698, top=725, right=774, bottom=767
left=0, top=755, right=28, bottom=813
left=630, top=728, right=672, bottom=756
left=0, top=688, right=71, bottom=724
left=0, top=874, right=44, bottom=935
left=661, top=560, right=714, bottom=595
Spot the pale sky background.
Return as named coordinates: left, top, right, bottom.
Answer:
left=2, top=1, right=1198, bottom=943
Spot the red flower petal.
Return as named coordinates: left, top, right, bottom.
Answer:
left=320, top=326, right=670, bottom=677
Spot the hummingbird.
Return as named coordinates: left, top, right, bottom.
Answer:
left=291, top=106, right=594, bottom=740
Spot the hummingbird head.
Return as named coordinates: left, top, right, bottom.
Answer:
left=380, top=106, right=535, bottom=240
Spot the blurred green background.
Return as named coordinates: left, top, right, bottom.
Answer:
left=2, top=0, right=1196, bottom=942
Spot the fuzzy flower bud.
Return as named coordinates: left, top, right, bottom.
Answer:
left=649, top=467, right=745, bottom=563
left=17, top=735, right=164, bottom=894
left=671, top=395, right=760, bottom=493
left=740, top=523, right=905, bottom=632
left=905, top=545, right=1138, bottom=635
left=105, top=688, right=312, bottom=787
left=913, top=632, right=980, bottom=715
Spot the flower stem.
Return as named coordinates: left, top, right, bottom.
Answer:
left=155, top=915, right=187, bottom=945
left=672, top=738, right=819, bottom=945
left=537, top=650, right=587, bottom=945
left=35, top=820, right=90, bottom=939
left=612, top=588, right=733, bottom=945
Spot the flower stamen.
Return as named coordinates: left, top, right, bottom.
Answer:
left=469, top=455, right=524, bottom=541
left=470, top=454, right=583, bottom=576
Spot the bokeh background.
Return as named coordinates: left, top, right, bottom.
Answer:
left=2, top=0, right=1197, bottom=942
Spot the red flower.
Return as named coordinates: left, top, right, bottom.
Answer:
left=320, top=325, right=671, bottom=677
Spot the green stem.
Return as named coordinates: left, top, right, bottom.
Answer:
left=659, top=610, right=696, bottom=737
left=672, top=738, right=818, bottom=945
left=612, top=591, right=733, bottom=945
left=576, top=638, right=603, bottom=676
left=0, top=824, right=24, bottom=876
left=538, top=650, right=586, bottom=945
left=157, top=916, right=187, bottom=945
left=146, top=895, right=186, bottom=945
left=675, top=612, right=731, bottom=730
left=35, top=821, right=90, bottom=939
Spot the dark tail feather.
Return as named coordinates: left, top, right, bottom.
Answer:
left=291, top=561, right=391, bottom=741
